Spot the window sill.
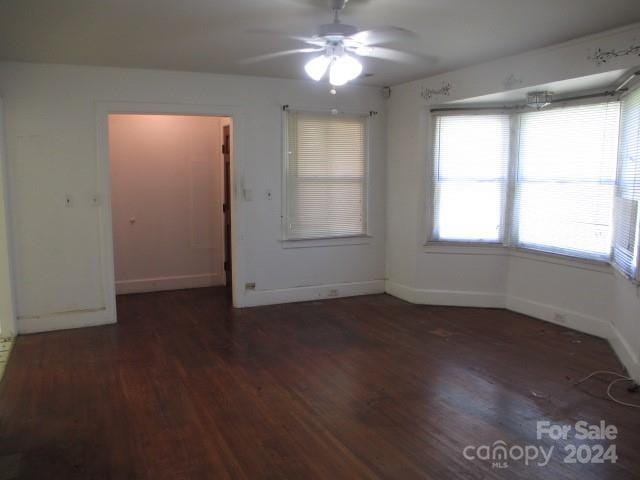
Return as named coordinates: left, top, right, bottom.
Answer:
left=281, top=235, right=372, bottom=249
left=423, top=241, right=507, bottom=256
left=611, top=263, right=640, bottom=285
left=422, top=241, right=613, bottom=273
left=509, top=248, right=611, bottom=273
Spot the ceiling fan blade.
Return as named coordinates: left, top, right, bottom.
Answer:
left=350, top=26, right=418, bottom=46
left=352, top=46, right=433, bottom=65
left=239, top=48, right=324, bottom=65
left=246, top=28, right=325, bottom=47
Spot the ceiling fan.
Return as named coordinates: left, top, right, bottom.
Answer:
left=240, top=0, right=426, bottom=87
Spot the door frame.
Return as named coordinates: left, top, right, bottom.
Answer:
left=0, top=97, right=17, bottom=337
left=222, top=123, right=233, bottom=288
left=96, top=102, right=245, bottom=320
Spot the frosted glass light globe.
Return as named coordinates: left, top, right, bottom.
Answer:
left=304, top=55, right=331, bottom=81
left=329, top=55, right=363, bottom=86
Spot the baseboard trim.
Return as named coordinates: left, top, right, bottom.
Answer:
left=609, top=325, right=640, bottom=381
left=18, top=308, right=116, bottom=334
left=505, top=295, right=612, bottom=340
left=241, top=280, right=385, bottom=307
left=116, top=273, right=224, bottom=295
left=385, top=281, right=506, bottom=308
left=386, top=281, right=639, bottom=382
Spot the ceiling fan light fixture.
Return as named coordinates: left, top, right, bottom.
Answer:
left=304, top=54, right=331, bottom=81
left=329, top=54, right=362, bottom=86
left=242, top=0, right=421, bottom=87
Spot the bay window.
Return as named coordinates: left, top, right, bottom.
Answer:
left=430, top=90, right=640, bottom=277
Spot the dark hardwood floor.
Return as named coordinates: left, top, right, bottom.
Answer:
left=1, top=288, right=639, bottom=479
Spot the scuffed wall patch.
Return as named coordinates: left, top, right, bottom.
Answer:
left=502, top=74, right=523, bottom=91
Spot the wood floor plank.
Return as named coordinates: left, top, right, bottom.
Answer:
left=0, top=287, right=639, bottom=479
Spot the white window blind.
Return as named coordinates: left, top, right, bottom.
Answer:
left=613, top=86, right=640, bottom=279
left=514, top=102, right=620, bottom=260
left=432, top=114, right=510, bottom=242
left=285, top=110, right=368, bottom=239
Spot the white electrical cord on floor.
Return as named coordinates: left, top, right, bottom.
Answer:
left=575, top=370, right=640, bottom=409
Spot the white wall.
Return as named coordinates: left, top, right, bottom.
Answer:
left=505, top=253, right=614, bottom=338
left=0, top=62, right=386, bottom=333
left=612, top=276, right=640, bottom=380
left=110, top=114, right=225, bottom=294
left=386, top=23, right=640, bottom=380
left=0, top=98, right=16, bottom=337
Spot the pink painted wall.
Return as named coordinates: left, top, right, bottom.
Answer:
left=109, top=114, right=225, bottom=294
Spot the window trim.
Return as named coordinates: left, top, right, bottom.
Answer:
left=280, top=234, right=373, bottom=249
left=513, top=101, right=620, bottom=261
left=613, top=80, right=640, bottom=283
left=424, top=111, right=438, bottom=244
left=281, top=106, right=372, bottom=243
left=426, top=110, right=513, bottom=245
left=426, top=109, right=513, bottom=245
left=426, top=98, right=624, bottom=265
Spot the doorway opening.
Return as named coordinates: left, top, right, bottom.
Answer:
left=107, top=114, right=233, bottom=299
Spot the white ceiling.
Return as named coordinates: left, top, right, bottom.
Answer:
left=0, top=0, right=639, bottom=87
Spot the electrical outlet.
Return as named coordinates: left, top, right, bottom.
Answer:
left=328, top=289, right=339, bottom=298
left=245, top=282, right=256, bottom=291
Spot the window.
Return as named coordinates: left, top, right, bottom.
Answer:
left=514, top=103, right=620, bottom=259
left=430, top=100, right=623, bottom=263
left=285, top=110, right=367, bottom=240
left=432, top=114, right=510, bottom=242
left=613, top=86, right=640, bottom=279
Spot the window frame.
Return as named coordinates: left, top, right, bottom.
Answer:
left=429, top=110, right=512, bottom=245
left=512, top=100, right=621, bottom=262
left=611, top=195, right=640, bottom=282
left=427, top=109, right=516, bottom=247
left=426, top=97, right=625, bottom=268
left=612, top=81, right=640, bottom=283
left=281, top=107, right=372, bottom=244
